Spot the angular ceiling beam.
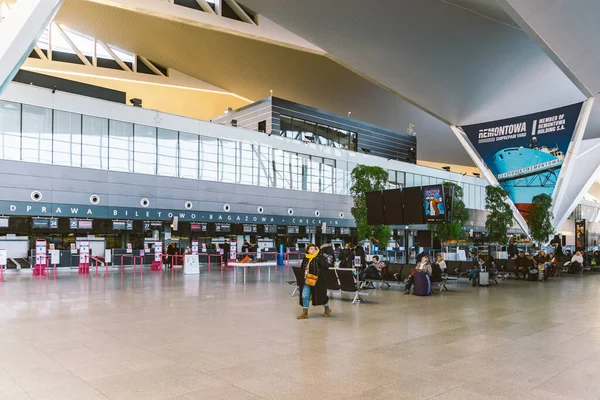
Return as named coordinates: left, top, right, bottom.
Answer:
left=195, top=0, right=216, bottom=15
left=97, top=39, right=132, bottom=72
left=138, top=55, right=165, bottom=77
left=223, top=0, right=255, bottom=25
left=54, top=23, right=92, bottom=66
left=33, top=45, right=47, bottom=60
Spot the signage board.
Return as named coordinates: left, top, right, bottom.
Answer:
left=306, top=226, right=317, bottom=234
left=154, top=241, right=163, bottom=262
left=183, top=255, right=200, bottom=274
left=112, top=220, right=133, bottom=230
left=215, top=223, right=231, bottom=233
left=126, top=243, right=132, bottom=254
left=340, top=227, right=351, bottom=235
left=192, top=240, right=199, bottom=255
left=422, top=184, right=446, bottom=223
left=0, top=217, right=8, bottom=228
left=104, top=249, right=112, bottom=264
left=35, top=239, right=47, bottom=265
left=190, top=223, right=207, bottom=232
left=79, top=241, right=90, bottom=264
left=70, top=243, right=77, bottom=254
left=460, top=102, right=583, bottom=218
left=264, top=225, right=277, bottom=234
left=0, top=249, right=6, bottom=265
left=287, top=226, right=299, bottom=234
left=49, top=250, right=60, bottom=265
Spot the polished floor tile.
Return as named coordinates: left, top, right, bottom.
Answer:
left=2, top=268, right=600, bottom=399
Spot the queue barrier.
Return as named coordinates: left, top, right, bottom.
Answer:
left=119, top=254, right=145, bottom=276
left=284, top=252, right=303, bottom=267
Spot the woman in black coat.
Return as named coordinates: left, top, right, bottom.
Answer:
left=297, top=244, right=331, bottom=319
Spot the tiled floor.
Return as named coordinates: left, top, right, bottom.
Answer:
left=0, top=267, right=599, bottom=399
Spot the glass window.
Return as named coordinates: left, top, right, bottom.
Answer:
left=82, top=115, right=108, bottom=169
left=421, top=176, right=430, bottom=186
left=335, top=161, right=347, bottom=195
left=198, top=135, right=218, bottom=181
left=280, top=115, right=292, bottom=137
left=181, top=133, right=200, bottom=180
left=272, top=149, right=285, bottom=189
left=255, top=145, right=271, bottom=187
left=310, top=156, right=322, bottom=192
left=53, top=110, right=82, bottom=167
left=109, top=120, right=133, bottom=172
left=219, top=139, right=236, bottom=183
left=239, top=142, right=255, bottom=185
left=303, top=120, right=317, bottom=142
left=299, top=154, right=310, bottom=191
left=134, top=124, right=156, bottom=174
left=0, top=100, right=21, bottom=161
left=405, top=173, right=414, bottom=187
left=338, top=129, right=351, bottom=149
left=291, top=118, right=304, bottom=141
left=322, top=158, right=335, bottom=194
left=22, top=105, right=52, bottom=164
left=157, top=128, right=178, bottom=177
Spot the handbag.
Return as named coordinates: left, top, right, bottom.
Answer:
left=304, top=259, right=319, bottom=287
left=305, top=273, right=319, bottom=287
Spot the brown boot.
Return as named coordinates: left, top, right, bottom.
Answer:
left=323, top=306, right=332, bottom=317
left=297, top=309, right=308, bottom=319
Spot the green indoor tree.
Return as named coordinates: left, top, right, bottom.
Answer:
left=428, top=182, right=469, bottom=245
left=350, top=165, right=390, bottom=247
left=526, top=193, right=554, bottom=246
left=484, top=185, right=514, bottom=245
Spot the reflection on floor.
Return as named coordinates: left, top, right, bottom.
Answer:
left=0, top=267, right=598, bottom=399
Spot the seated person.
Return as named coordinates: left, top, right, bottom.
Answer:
left=435, top=255, right=447, bottom=273
left=514, top=251, right=531, bottom=280
left=359, top=255, right=385, bottom=282
left=545, top=252, right=557, bottom=277
left=468, top=255, right=486, bottom=286
left=488, top=256, right=497, bottom=271
left=564, top=251, right=584, bottom=273
left=404, top=256, right=431, bottom=294
left=430, top=262, right=443, bottom=283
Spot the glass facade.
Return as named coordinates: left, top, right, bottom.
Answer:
left=0, top=100, right=487, bottom=210
left=279, top=115, right=358, bottom=151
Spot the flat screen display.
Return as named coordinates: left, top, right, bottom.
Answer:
left=324, top=227, right=336, bottom=235
left=112, top=220, right=133, bottom=230
left=306, top=226, right=317, bottom=234
left=78, top=220, right=93, bottom=230
left=340, top=227, right=351, bottom=235
left=190, top=223, right=207, bottom=232
left=402, top=187, right=424, bottom=224
left=366, top=190, right=384, bottom=225
left=32, top=218, right=49, bottom=229
left=243, top=224, right=257, bottom=233
left=422, top=184, right=446, bottom=223
left=383, top=189, right=404, bottom=225
left=264, top=225, right=277, bottom=233
left=215, top=223, right=230, bottom=233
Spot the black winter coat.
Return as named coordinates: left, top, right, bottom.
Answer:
left=339, top=249, right=355, bottom=268
left=298, top=254, right=330, bottom=307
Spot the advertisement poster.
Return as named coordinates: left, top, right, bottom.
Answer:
left=127, top=243, right=132, bottom=254
left=49, top=250, right=60, bottom=265
left=192, top=241, right=199, bottom=255
left=575, top=219, right=586, bottom=251
left=422, top=184, right=445, bottom=223
left=461, top=103, right=583, bottom=218
left=70, top=243, right=77, bottom=254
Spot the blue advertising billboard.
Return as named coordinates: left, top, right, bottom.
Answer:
left=461, top=103, right=583, bottom=218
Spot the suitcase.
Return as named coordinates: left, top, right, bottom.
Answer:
left=413, top=271, right=431, bottom=296
left=478, top=271, right=489, bottom=286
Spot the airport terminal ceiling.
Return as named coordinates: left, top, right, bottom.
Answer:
left=51, top=0, right=473, bottom=167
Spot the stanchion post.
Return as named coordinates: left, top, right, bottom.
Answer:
left=53, top=263, right=56, bottom=280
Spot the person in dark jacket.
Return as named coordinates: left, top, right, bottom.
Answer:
left=242, top=241, right=250, bottom=254
left=320, top=242, right=335, bottom=267
left=297, top=244, right=331, bottom=319
left=338, top=243, right=355, bottom=268
left=354, top=243, right=366, bottom=267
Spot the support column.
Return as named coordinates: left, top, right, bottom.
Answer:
left=0, top=0, right=63, bottom=95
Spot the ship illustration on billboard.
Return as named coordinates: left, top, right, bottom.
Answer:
left=460, top=102, right=583, bottom=219
left=493, top=140, right=564, bottom=215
